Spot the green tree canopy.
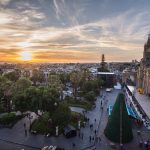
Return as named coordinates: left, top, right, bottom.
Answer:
left=14, top=78, right=32, bottom=93
left=52, top=103, right=71, bottom=127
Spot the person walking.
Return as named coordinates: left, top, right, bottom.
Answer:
left=24, top=123, right=26, bottom=128
left=25, top=129, right=27, bottom=136
left=99, top=137, right=101, bottom=143
left=72, top=143, right=75, bottom=149
left=81, top=133, right=83, bottom=139
left=89, top=136, right=91, bottom=142
left=95, top=136, right=98, bottom=143
left=94, top=129, right=97, bottom=135
left=101, top=101, right=102, bottom=106
left=78, top=131, right=80, bottom=138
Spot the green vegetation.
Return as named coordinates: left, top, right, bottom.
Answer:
left=0, top=68, right=102, bottom=131
left=0, top=113, right=22, bottom=127
left=31, top=112, right=53, bottom=134
left=104, top=93, right=133, bottom=143
left=70, top=111, right=85, bottom=128
left=52, top=103, right=71, bottom=128
left=65, top=96, right=93, bottom=110
left=31, top=109, right=85, bottom=135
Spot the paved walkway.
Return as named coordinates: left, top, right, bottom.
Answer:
left=135, top=92, right=150, bottom=119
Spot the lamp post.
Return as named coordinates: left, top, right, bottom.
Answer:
left=56, top=126, right=59, bottom=136
left=78, top=120, right=81, bottom=130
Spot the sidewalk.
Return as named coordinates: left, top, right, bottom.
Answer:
left=134, top=92, right=150, bottom=120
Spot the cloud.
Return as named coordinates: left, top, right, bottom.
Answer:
left=0, top=0, right=150, bottom=63
left=0, top=0, right=11, bottom=6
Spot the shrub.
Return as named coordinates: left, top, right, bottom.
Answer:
left=0, top=113, right=18, bottom=125
left=31, top=112, right=52, bottom=134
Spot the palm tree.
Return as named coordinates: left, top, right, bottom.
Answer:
left=70, top=71, right=81, bottom=100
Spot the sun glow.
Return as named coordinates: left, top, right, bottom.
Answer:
left=20, top=51, right=32, bottom=61
left=17, top=42, right=31, bottom=48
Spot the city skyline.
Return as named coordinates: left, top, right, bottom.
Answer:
left=0, top=0, right=150, bottom=63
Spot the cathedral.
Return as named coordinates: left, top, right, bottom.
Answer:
left=137, top=34, right=150, bottom=96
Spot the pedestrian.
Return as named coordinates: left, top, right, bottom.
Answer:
left=78, top=131, right=80, bottom=138
left=99, top=137, right=101, bottom=143
left=89, top=136, right=91, bottom=142
left=101, top=101, right=102, bottom=106
left=72, top=143, right=75, bottom=148
left=95, top=136, right=98, bottom=143
left=94, top=129, right=97, bottom=135
left=90, top=124, right=93, bottom=130
left=94, top=118, right=96, bottom=122
left=92, top=136, right=94, bottom=141
left=81, top=133, right=83, bottom=139
left=24, top=123, right=26, bottom=128
left=25, top=129, right=27, bottom=136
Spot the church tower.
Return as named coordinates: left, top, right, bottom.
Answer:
left=143, top=34, right=150, bottom=67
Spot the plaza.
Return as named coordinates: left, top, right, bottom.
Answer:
left=0, top=88, right=149, bottom=150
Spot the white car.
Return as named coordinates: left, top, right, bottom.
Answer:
left=42, top=145, right=57, bottom=150
left=106, top=88, right=112, bottom=92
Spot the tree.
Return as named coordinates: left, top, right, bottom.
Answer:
left=4, top=70, right=20, bottom=82
left=14, top=93, right=29, bottom=113
left=48, top=74, right=63, bottom=100
left=14, top=78, right=32, bottom=93
left=82, top=79, right=100, bottom=95
left=52, top=103, right=71, bottom=127
left=84, top=91, right=96, bottom=102
left=79, top=69, right=90, bottom=88
left=30, top=69, right=45, bottom=85
left=104, top=93, right=133, bottom=143
left=22, top=70, right=30, bottom=78
left=0, top=76, right=9, bottom=112
left=2, top=80, right=13, bottom=112
left=24, top=86, right=41, bottom=113
left=59, top=73, right=70, bottom=88
left=70, top=71, right=81, bottom=100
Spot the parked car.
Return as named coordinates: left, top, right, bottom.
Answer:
left=41, top=145, right=57, bottom=150
left=64, top=125, right=77, bottom=138
left=41, top=146, right=63, bottom=150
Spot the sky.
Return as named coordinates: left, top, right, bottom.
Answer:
left=0, top=0, right=150, bottom=63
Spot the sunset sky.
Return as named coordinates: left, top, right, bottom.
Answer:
left=0, top=0, right=150, bottom=63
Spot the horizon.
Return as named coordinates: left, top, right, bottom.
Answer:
left=0, top=0, right=150, bottom=63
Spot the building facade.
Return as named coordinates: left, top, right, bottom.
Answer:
left=137, top=34, right=150, bottom=96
